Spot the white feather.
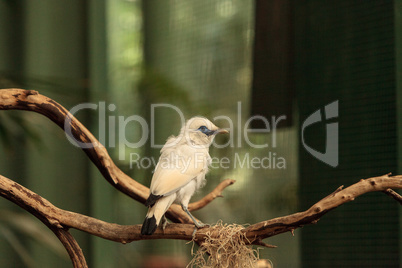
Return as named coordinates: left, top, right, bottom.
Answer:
left=142, top=116, right=226, bottom=233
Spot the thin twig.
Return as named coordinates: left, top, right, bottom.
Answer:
left=189, top=179, right=236, bottom=211
left=382, top=188, right=402, bottom=205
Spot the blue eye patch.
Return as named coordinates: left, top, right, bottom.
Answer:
left=197, top=125, right=215, bottom=136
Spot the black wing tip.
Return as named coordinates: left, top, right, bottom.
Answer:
left=141, top=215, right=157, bottom=235
left=144, top=193, right=163, bottom=207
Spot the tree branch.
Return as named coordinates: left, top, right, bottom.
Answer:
left=188, top=179, right=236, bottom=211
left=0, top=88, right=237, bottom=266
left=51, top=229, right=88, bottom=268
left=0, top=88, right=231, bottom=224
left=0, top=173, right=222, bottom=245
left=382, top=188, right=402, bottom=205
left=0, top=174, right=88, bottom=268
left=1, top=89, right=402, bottom=266
left=1, top=173, right=401, bottom=250
left=242, top=174, right=402, bottom=241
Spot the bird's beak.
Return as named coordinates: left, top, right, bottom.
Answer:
left=215, top=129, right=229, bottom=134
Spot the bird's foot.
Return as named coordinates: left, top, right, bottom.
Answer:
left=194, top=221, right=209, bottom=229
left=191, top=227, right=197, bottom=238
left=191, top=221, right=210, bottom=238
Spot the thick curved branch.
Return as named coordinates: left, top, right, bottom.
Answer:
left=243, top=174, right=402, bottom=241
left=0, top=173, right=213, bottom=244
left=1, top=173, right=401, bottom=250
left=0, top=89, right=145, bottom=196
left=0, top=88, right=233, bottom=224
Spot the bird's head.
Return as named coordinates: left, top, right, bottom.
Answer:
left=181, top=116, right=228, bottom=147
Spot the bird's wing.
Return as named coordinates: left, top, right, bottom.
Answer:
left=150, top=148, right=205, bottom=197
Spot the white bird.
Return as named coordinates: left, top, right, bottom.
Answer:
left=141, top=116, right=228, bottom=235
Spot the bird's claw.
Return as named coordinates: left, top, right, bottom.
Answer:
left=191, top=227, right=197, bottom=238
left=194, top=221, right=209, bottom=229
left=192, top=222, right=209, bottom=238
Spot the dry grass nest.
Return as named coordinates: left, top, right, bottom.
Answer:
left=187, top=221, right=272, bottom=268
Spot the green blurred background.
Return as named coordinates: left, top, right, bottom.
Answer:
left=0, top=0, right=401, bottom=267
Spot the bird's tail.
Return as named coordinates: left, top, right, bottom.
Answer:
left=141, top=213, right=158, bottom=235
left=141, top=194, right=176, bottom=235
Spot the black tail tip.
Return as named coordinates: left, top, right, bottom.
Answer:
left=141, top=216, right=157, bottom=235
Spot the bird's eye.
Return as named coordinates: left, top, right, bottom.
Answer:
left=198, top=126, right=207, bottom=131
